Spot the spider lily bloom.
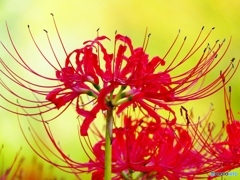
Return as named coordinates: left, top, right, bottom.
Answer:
left=17, top=104, right=229, bottom=179
left=180, top=86, right=240, bottom=179
left=179, top=106, right=228, bottom=177
left=85, top=115, right=222, bottom=180
left=211, top=86, right=240, bottom=174
left=1, top=15, right=239, bottom=136
left=16, top=111, right=209, bottom=179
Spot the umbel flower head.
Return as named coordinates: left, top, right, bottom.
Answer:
left=0, top=14, right=239, bottom=136
left=18, top=105, right=232, bottom=180
left=86, top=106, right=232, bottom=180
left=86, top=115, right=209, bottom=180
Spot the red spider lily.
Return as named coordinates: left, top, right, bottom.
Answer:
left=1, top=14, right=239, bottom=136
left=179, top=106, right=229, bottom=180
left=17, top=112, right=215, bottom=180
left=210, top=86, right=240, bottom=175
left=16, top=102, right=233, bottom=179
left=84, top=114, right=227, bottom=180
left=179, top=85, right=240, bottom=179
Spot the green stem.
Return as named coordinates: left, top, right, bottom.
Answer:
left=112, top=86, right=126, bottom=105
left=104, top=107, right=113, bottom=180
left=121, top=171, right=130, bottom=180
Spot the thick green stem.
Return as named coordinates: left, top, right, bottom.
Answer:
left=104, top=107, right=113, bottom=180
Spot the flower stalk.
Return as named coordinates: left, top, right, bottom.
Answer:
left=104, top=105, right=113, bottom=180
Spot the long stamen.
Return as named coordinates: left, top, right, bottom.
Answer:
left=50, top=13, right=68, bottom=56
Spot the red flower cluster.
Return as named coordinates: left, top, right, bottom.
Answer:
left=211, top=86, right=240, bottom=175
left=1, top=15, right=240, bottom=179
left=46, top=33, right=178, bottom=136
left=1, top=18, right=238, bottom=137
left=18, top=110, right=225, bottom=179
left=87, top=115, right=215, bottom=180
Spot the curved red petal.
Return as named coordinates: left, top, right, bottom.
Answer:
left=80, top=104, right=101, bottom=136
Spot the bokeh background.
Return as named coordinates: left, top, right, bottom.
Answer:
left=0, top=0, right=240, bottom=179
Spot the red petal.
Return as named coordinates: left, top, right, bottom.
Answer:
left=138, top=100, right=161, bottom=124
left=83, top=35, right=110, bottom=45
left=46, top=88, right=62, bottom=101
left=80, top=104, right=101, bottom=136
left=92, top=169, right=104, bottom=180
left=147, top=56, right=165, bottom=73
left=115, top=34, right=134, bottom=54
left=114, top=44, right=127, bottom=79
left=76, top=98, right=93, bottom=117
left=97, top=84, right=117, bottom=110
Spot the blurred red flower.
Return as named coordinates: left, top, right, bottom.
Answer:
left=16, top=92, right=237, bottom=179
left=210, top=86, right=240, bottom=176
left=0, top=146, right=67, bottom=180
left=85, top=113, right=226, bottom=179
left=0, top=145, right=22, bottom=180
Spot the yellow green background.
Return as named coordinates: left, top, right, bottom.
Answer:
left=1, top=0, right=240, bottom=179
